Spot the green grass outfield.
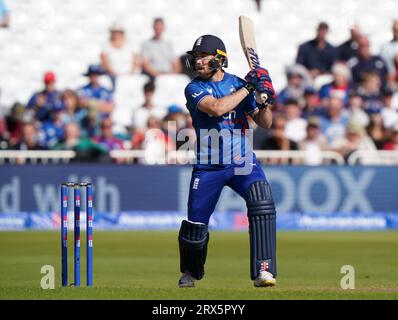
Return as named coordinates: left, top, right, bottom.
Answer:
left=0, top=231, right=398, bottom=299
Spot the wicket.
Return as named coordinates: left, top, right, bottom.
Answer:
left=61, top=182, right=93, bottom=287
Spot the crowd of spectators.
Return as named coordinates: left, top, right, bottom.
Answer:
left=253, top=20, right=398, bottom=164
left=1, top=12, right=398, bottom=164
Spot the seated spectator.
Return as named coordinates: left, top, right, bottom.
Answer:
left=53, top=122, right=108, bottom=162
left=382, top=123, right=398, bottom=150
left=0, top=0, right=10, bottom=28
left=260, top=115, right=299, bottom=164
left=366, top=111, right=387, bottom=149
left=380, top=20, right=398, bottom=87
left=319, top=63, right=351, bottom=104
left=142, top=116, right=174, bottom=164
left=380, top=87, right=398, bottom=129
left=299, top=117, right=328, bottom=165
left=27, top=71, right=62, bottom=122
left=132, top=81, right=165, bottom=131
left=60, top=89, right=89, bottom=132
left=0, top=112, right=9, bottom=149
left=40, top=105, right=65, bottom=148
left=11, top=122, right=46, bottom=150
left=356, top=72, right=383, bottom=113
left=337, top=24, right=362, bottom=62
left=348, top=36, right=388, bottom=87
left=332, top=121, right=376, bottom=161
left=100, top=21, right=141, bottom=91
left=141, top=17, right=182, bottom=79
left=92, top=117, right=125, bottom=152
left=78, top=65, right=115, bottom=134
left=5, top=102, right=25, bottom=145
left=321, top=95, right=349, bottom=145
left=284, top=99, right=307, bottom=143
left=347, top=91, right=369, bottom=128
left=301, top=87, right=326, bottom=119
left=277, top=64, right=312, bottom=106
left=296, top=22, right=338, bottom=78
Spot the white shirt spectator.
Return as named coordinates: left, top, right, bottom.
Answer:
left=142, top=39, right=175, bottom=74
left=380, top=21, right=398, bottom=76
left=285, top=118, right=307, bottom=143
left=381, top=108, right=398, bottom=129
left=102, top=43, right=138, bottom=75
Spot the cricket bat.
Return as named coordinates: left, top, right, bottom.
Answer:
left=238, top=15, right=268, bottom=104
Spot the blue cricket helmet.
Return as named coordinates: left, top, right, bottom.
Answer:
left=186, top=35, right=228, bottom=70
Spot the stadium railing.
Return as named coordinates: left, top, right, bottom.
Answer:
left=347, top=150, right=398, bottom=165
left=109, top=150, right=345, bottom=165
left=0, top=150, right=76, bottom=164
left=8, top=150, right=394, bottom=165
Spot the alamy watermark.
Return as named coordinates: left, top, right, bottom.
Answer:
left=340, top=265, right=355, bottom=290
left=40, top=265, right=55, bottom=289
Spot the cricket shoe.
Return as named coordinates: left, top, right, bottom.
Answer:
left=178, top=273, right=195, bottom=288
left=253, top=271, right=276, bottom=287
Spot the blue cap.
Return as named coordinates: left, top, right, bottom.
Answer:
left=187, top=35, right=227, bottom=57
left=168, top=104, right=183, bottom=114
left=83, top=64, right=105, bottom=76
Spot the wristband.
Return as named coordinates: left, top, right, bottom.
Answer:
left=243, top=82, right=255, bottom=94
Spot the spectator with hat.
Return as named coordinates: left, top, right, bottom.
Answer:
left=100, top=21, right=141, bottom=91
left=27, top=71, right=62, bottom=122
left=141, top=17, right=182, bottom=79
left=296, top=22, right=338, bottom=79
left=77, top=64, right=115, bottom=135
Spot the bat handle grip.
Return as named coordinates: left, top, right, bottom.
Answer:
left=260, top=93, right=268, bottom=104
left=256, top=92, right=268, bottom=105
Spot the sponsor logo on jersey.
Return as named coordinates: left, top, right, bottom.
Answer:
left=192, top=91, right=203, bottom=98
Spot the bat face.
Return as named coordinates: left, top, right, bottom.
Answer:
left=246, top=47, right=261, bottom=70
left=239, top=15, right=261, bottom=70
left=239, top=15, right=268, bottom=104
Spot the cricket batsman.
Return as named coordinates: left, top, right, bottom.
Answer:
left=178, top=35, right=277, bottom=288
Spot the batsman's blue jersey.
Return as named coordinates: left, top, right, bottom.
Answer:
left=185, top=72, right=259, bottom=168
left=184, top=72, right=268, bottom=224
